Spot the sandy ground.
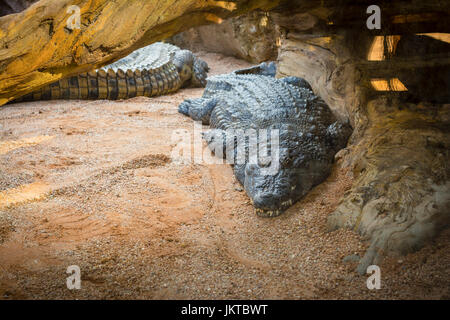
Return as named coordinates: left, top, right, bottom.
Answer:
left=0, top=52, right=449, bottom=300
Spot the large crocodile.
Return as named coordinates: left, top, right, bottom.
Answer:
left=13, top=42, right=209, bottom=102
left=178, top=63, right=351, bottom=217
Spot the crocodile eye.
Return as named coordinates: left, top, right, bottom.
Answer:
left=281, top=156, right=292, bottom=167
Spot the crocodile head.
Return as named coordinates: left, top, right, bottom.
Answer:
left=241, top=122, right=351, bottom=217
left=244, top=156, right=331, bottom=217
left=173, top=50, right=209, bottom=88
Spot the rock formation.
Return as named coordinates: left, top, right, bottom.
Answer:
left=272, top=0, right=450, bottom=271
left=169, top=10, right=279, bottom=63
left=328, top=97, right=450, bottom=273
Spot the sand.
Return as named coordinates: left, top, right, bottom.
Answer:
left=0, top=52, right=448, bottom=299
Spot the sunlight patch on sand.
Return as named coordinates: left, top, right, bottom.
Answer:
left=0, top=135, right=54, bottom=155
left=0, top=182, right=50, bottom=208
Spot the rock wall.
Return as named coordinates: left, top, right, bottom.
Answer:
left=272, top=3, right=450, bottom=271
left=169, top=11, right=279, bottom=63
left=329, top=98, right=450, bottom=273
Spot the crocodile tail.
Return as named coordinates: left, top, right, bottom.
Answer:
left=12, top=64, right=182, bottom=102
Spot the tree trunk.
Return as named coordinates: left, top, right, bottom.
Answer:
left=0, top=0, right=283, bottom=106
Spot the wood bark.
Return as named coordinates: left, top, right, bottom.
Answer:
left=0, top=0, right=283, bottom=105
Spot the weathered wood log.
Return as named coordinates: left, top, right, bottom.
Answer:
left=0, top=0, right=284, bottom=106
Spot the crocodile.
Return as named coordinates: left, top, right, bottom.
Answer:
left=12, top=42, right=209, bottom=102
left=178, top=63, right=351, bottom=217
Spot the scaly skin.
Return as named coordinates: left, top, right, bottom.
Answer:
left=12, top=42, right=209, bottom=102
left=179, top=63, right=351, bottom=217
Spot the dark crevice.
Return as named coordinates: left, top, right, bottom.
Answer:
left=0, top=0, right=40, bottom=17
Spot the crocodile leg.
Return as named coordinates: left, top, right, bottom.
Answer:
left=178, top=97, right=217, bottom=125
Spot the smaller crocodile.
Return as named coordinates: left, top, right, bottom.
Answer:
left=178, top=63, right=351, bottom=217
left=13, top=42, right=209, bottom=102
